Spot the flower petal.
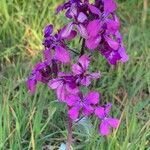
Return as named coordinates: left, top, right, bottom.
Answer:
left=65, top=30, right=77, bottom=40
left=86, top=36, right=101, bottom=50
left=80, top=76, right=91, bottom=86
left=77, top=24, right=88, bottom=38
left=107, top=51, right=121, bottom=65
left=106, top=19, right=120, bottom=34
left=44, top=24, right=53, bottom=37
left=60, top=22, right=74, bottom=38
left=106, top=118, right=120, bottom=128
left=43, top=49, right=52, bottom=64
left=104, top=36, right=119, bottom=50
left=99, top=120, right=110, bottom=136
left=77, top=12, right=87, bottom=23
left=82, top=105, right=94, bottom=116
left=72, top=64, right=83, bottom=75
left=103, top=0, right=117, bottom=14
left=56, top=84, right=66, bottom=101
left=78, top=54, right=90, bottom=70
left=118, top=47, right=129, bottom=63
left=88, top=4, right=101, bottom=16
left=85, top=91, right=100, bottom=105
left=87, top=19, right=101, bottom=37
left=54, top=46, right=71, bottom=64
left=68, top=106, right=80, bottom=120
left=48, top=79, right=62, bottom=89
left=95, top=107, right=105, bottom=119
left=66, top=82, right=79, bottom=94
left=27, top=78, right=37, bottom=94
left=66, top=94, right=80, bottom=106
left=104, top=103, right=112, bottom=115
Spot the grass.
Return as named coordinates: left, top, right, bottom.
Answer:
left=0, top=0, right=150, bottom=149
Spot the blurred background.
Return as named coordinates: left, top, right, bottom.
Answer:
left=0, top=0, right=150, bottom=149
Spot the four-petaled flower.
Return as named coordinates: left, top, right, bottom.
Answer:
left=95, top=103, right=120, bottom=135
left=72, top=55, right=101, bottom=86
left=66, top=91, right=100, bottom=120
left=48, top=72, right=79, bottom=101
left=27, top=62, right=53, bottom=93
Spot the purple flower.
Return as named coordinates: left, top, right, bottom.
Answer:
left=43, top=45, right=71, bottom=64
left=66, top=91, right=100, bottom=120
left=72, top=55, right=100, bottom=86
left=27, top=62, right=53, bottom=93
left=95, top=103, right=120, bottom=135
left=27, top=0, right=126, bottom=138
left=59, top=3, right=88, bottom=39
left=48, top=72, right=79, bottom=101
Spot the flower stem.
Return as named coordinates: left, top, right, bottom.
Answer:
left=80, top=39, right=85, bottom=56
left=66, top=108, right=73, bottom=150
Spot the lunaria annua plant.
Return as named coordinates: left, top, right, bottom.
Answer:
left=27, top=0, right=129, bottom=149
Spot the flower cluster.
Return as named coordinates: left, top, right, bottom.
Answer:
left=27, top=0, right=128, bottom=136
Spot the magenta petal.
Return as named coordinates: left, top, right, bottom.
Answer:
left=105, top=36, right=119, bottom=50
left=48, top=79, right=62, bottom=89
left=106, top=118, right=120, bottom=128
left=65, top=30, right=77, bottom=40
left=43, top=49, right=52, bottom=64
left=87, top=19, right=101, bottom=37
left=60, top=22, right=73, bottom=38
left=66, top=95, right=80, bottom=106
left=81, top=76, right=91, bottom=86
left=77, top=12, right=87, bottom=23
left=27, top=78, right=37, bottom=94
left=103, top=0, right=117, bottom=14
left=85, top=91, right=100, bottom=105
left=99, top=120, right=110, bottom=136
left=35, top=71, right=42, bottom=81
left=72, top=64, right=83, bottom=75
left=105, top=103, right=112, bottom=115
left=68, top=107, right=80, bottom=120
left=82, top=105, right=94, bottom=116
left=106, top=19, right=120, bottom=34
left=44, top=24, right=53, bottom=37
left=56, top=84, right=66, bottom=101
left=78, top=55, right=90, bottom=70
left=86, top=36, right=101, bottom=50
left=88, top=4, right=101, bottom=16
left=77, top=24, right=88, bottom=38
left=69, top=4, right=78, bottom=17
left=95, top=107, right=105, bottom=119
left=54, top=46, right=71, bottom=64
left=118, top=47, right=129, bottom=63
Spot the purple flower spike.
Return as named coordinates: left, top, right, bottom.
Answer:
left=95, top=103, right=120, bottom=136
left=27, top=0, right=127, bottom=138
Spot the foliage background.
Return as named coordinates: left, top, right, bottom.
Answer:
left=0, top=0, right=150, bottom=149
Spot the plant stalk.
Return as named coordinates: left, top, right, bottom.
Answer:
left=80, top=39, right=85, bottom=56
left=66, top=108, right=73, bottom=150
